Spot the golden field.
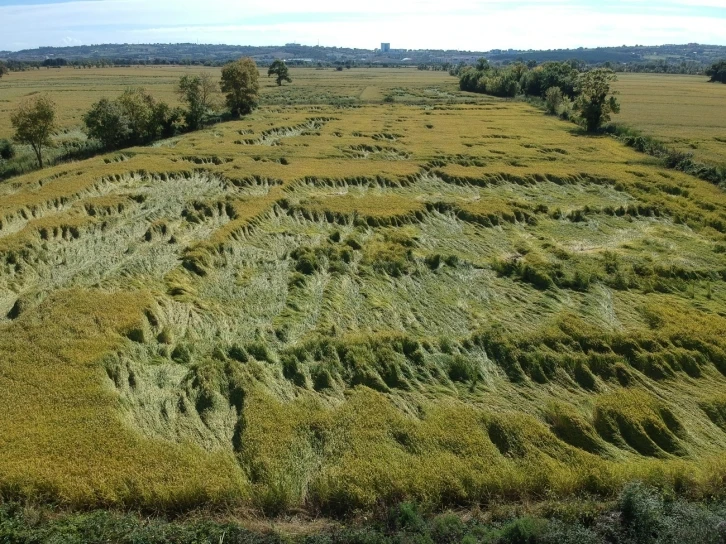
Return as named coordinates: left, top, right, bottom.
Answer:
left=1, top=67, right=726, bottom=518
left=613, top=73, right=726, bottom=165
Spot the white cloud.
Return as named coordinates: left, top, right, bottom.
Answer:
left=0, top=0, right=724, bottom=51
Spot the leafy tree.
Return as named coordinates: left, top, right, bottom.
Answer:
left=116, top=88, right=156, bottom=143
left=115, top=88, right=178, bottom=144
left=573, top=68, right=620, bottom=132
left=220, top=57, right=260, bottom=116
left=151, top=102, right=183, bottom=139
left=459, top=62, right=519, bottom=97
left=84, top=89, right=179, bottom=150
left=11, top=95, right=57, bottom=167
left=545, top=86, right=565, bottom=114
left=177, top=73, right=218, bottom=130
left=267, top=59, right=292, bottom=86
left=83, top=98, right=131, bottom=149
left=706, top=60, right=726, bottom=83
left=509, top=62, right=528, bottom=81
left=0, top=61, right=8, bottom=78
left=520, top=61, right=579, bottom=98
left=475, top=58, right=490, bottom=71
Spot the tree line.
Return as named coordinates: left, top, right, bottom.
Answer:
left=4, top=57, right=293, bottom=170
left=706, top=60, right=726, bottom=83
left=455, top=59, right=621, bottom=132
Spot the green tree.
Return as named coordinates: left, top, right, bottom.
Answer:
left=0, top=61, right=8, bottom=78
left=573, top=68, right=620, bottom=132
left=220, top=57, right=260, bottom=116
left=544, top=86, right=565, bottom=115
left=177, top=72, right=218, bottom=129
left=267, top=59, right=292, bottom=86
left=706, top=60, right=726, bottom=83
left=83, top=98, right=131, bottom=149
left=84, top=89, right=178, bottom=150
left=520, top=61, right=579, bottom=98
left=475, top=58, right=490, bottom=71
left=11, top=95, right=57, bottom=167
left=116, top=88, right=177, bottom=144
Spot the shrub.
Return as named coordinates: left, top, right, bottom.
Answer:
left=388, top=502, right=426, bottom=533
left=429, top=513, right=466, bottom=543
left=619, top=482, right=664, bottom=543
left=498, top=517, right=549, bottom=544
left=0, top=139, right=15, bottom=160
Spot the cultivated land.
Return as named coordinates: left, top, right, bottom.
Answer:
left=2, top=68, right=726, bottom=529
left=0, top=66, right=463, bottom=139
left=613, top=73, right=726, bottom=166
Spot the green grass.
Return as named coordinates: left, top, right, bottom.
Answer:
left=1, top=69, right=726, bottom=520
left=2, top=483, right=726, bottom=542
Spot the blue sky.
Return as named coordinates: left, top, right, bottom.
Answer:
left=1, top=0, right=725, bottom=52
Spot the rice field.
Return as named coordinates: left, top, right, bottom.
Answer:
left=0, top=66, right=465, bottom=139
left=613, top=73, right=726, bottom=166
left=1, top=67, right=726, bottom=521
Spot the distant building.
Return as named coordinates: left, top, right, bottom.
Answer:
left=381, top=43, right=391, bottom=53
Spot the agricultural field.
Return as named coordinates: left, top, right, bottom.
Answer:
left=613, top=73, right=726, bottom=166
left=0, top=66, right=465, bottom=138
left=2, top=67, right=726, bottom=538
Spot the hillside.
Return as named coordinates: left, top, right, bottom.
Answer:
left=2, top=84, right=726, bottom=523
left=2, top=42, right=725, bottom=68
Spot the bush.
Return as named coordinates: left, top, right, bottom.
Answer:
left=498, top=517, right=549, bottom=544
left=619, top=482, right=664, bottom=543
left=0, top=139, right=15, bottom=160
left=388, top=502, right=426, bottom=533
left=430, top=513, right=466, bottom=543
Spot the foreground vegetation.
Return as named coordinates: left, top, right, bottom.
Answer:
left=3, top=483, right=726, bottom=543
left=1, top=66, right=726, bottom=535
